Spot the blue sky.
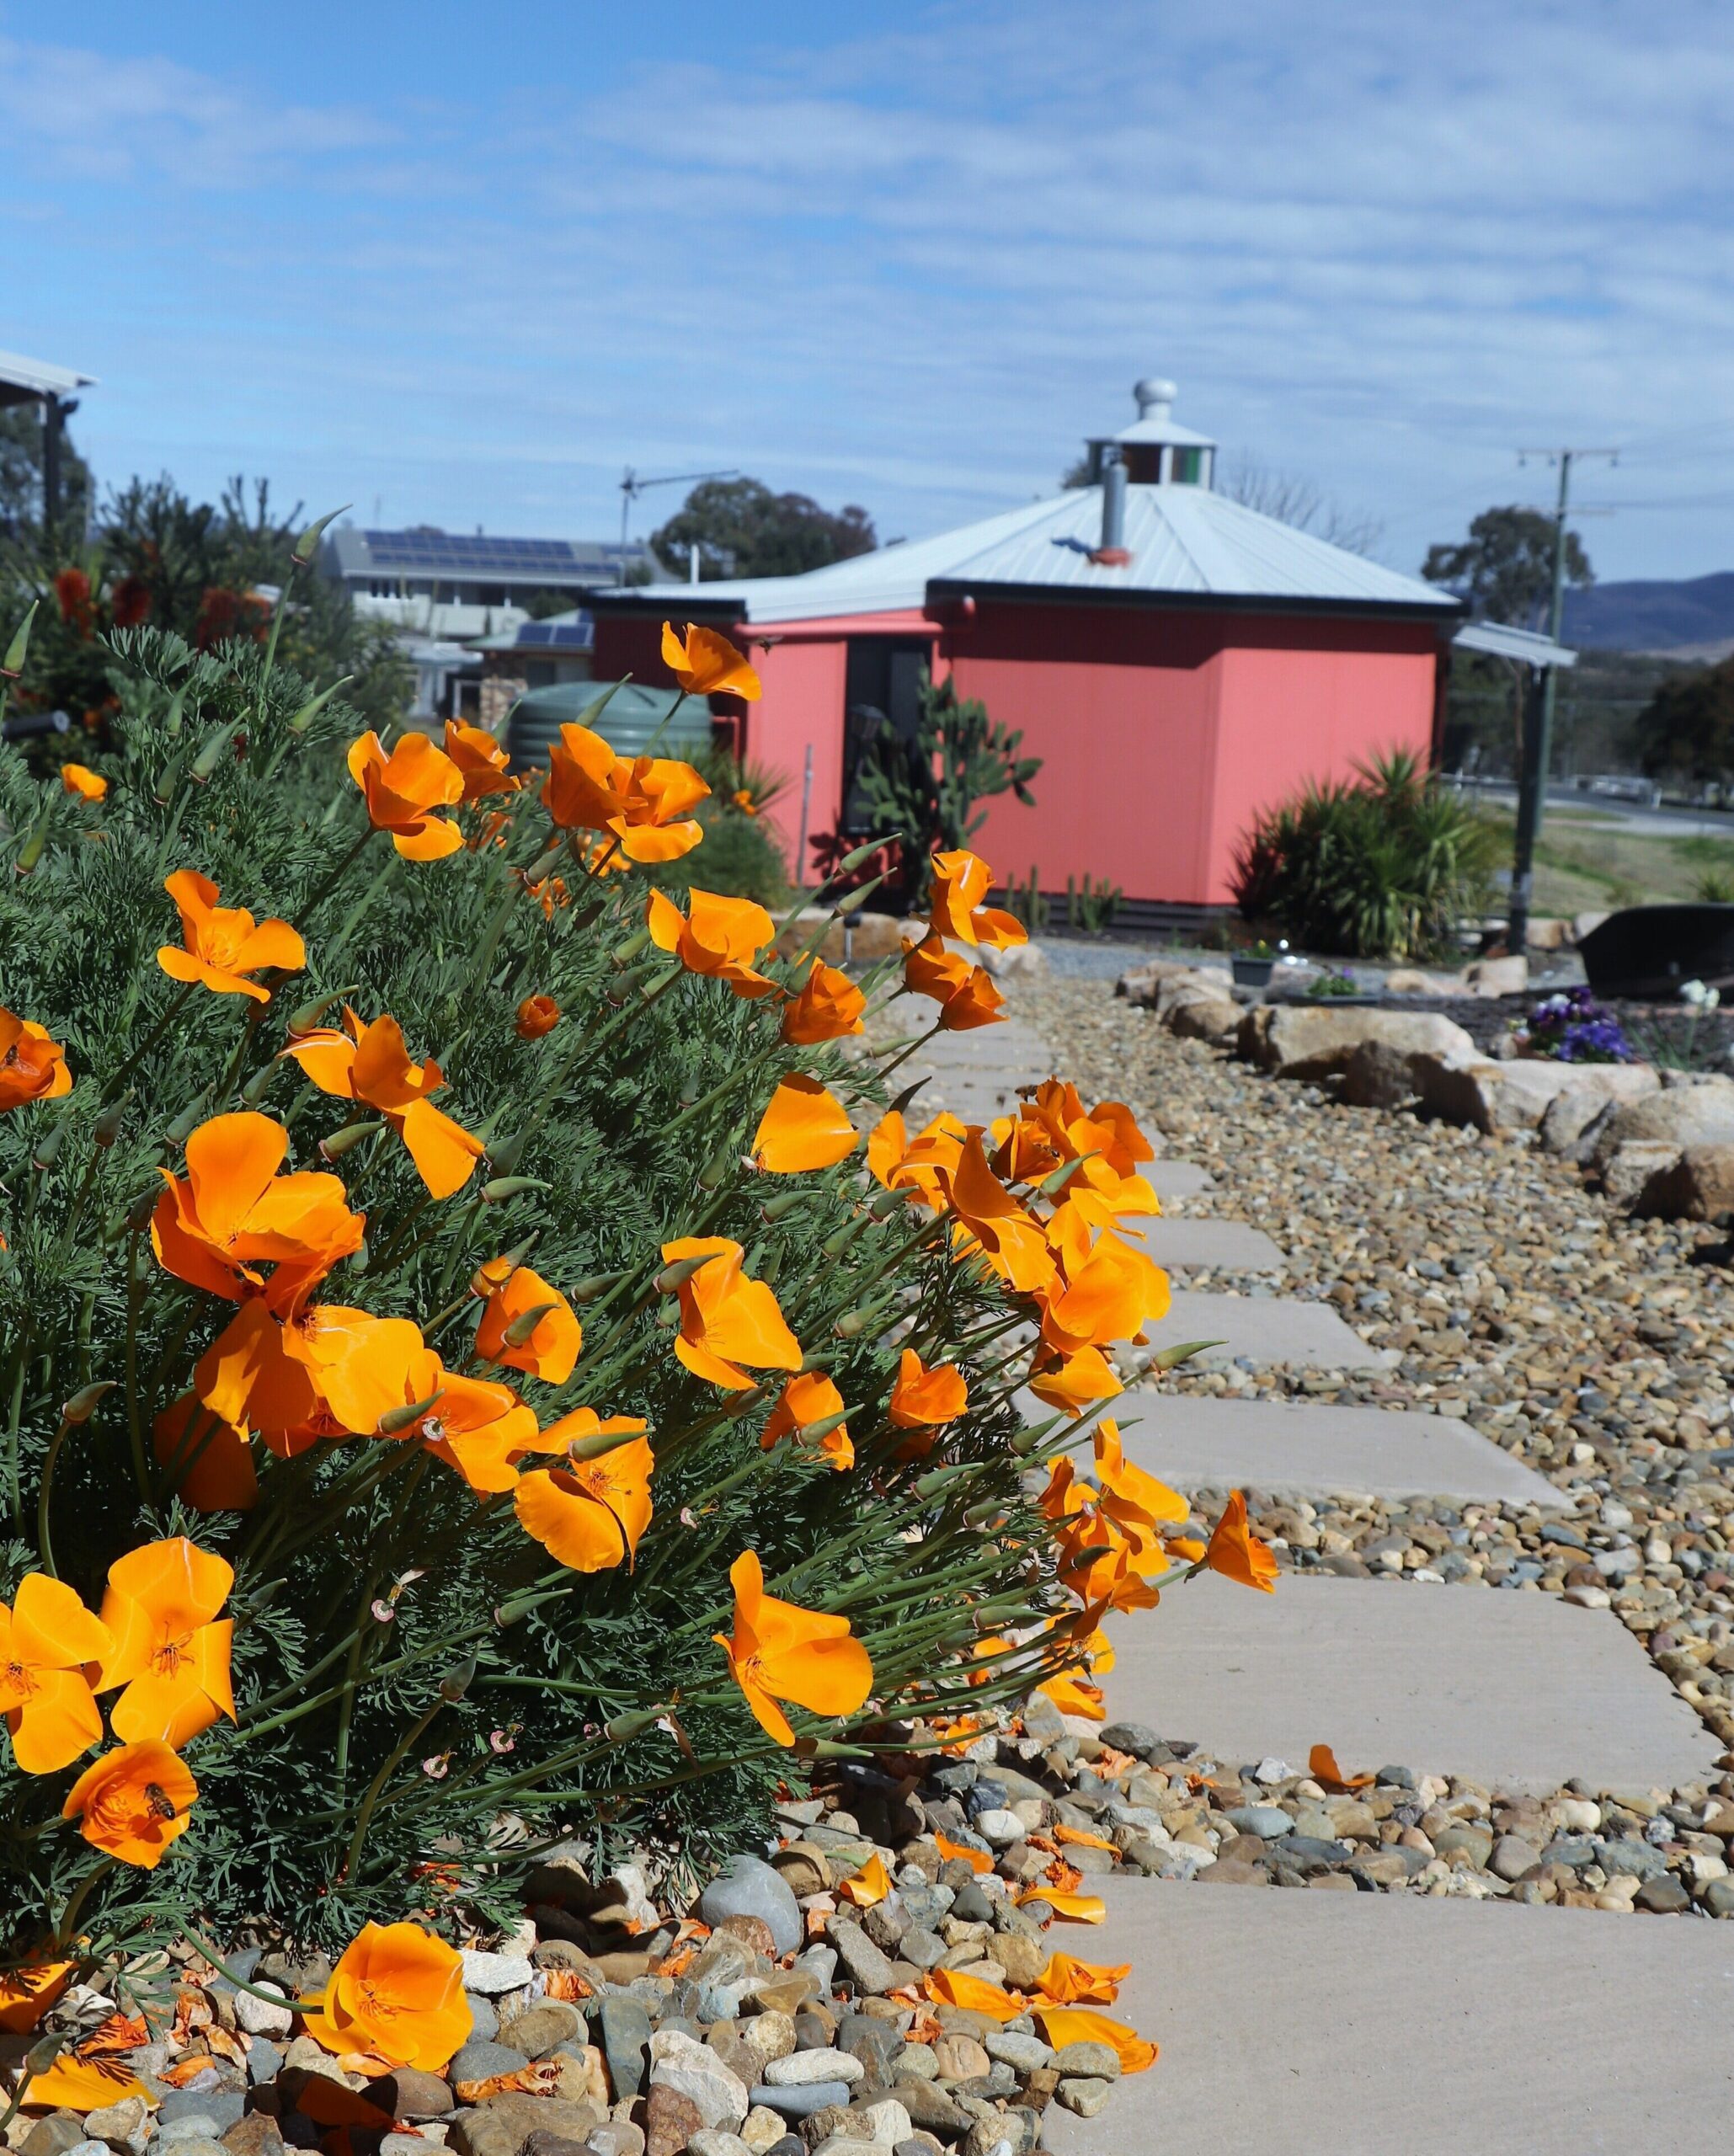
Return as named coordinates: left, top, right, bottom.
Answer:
left=3, top=0, right=1731, bottom=582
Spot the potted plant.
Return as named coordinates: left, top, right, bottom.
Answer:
left=1232, top=937, right=1277, bottom=988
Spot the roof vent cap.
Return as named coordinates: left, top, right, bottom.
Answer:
left=1132, top=376, right=1176, bottom=423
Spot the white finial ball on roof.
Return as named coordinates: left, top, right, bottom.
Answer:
left=1133, top=377, right=1177, bottom=418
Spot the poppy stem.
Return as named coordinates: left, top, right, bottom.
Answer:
left=52, top=1857, right=119, bottom=1949
left=303, top=824, right=376, bottom=919
left=872, top=1016, right=946, bottom=1084
left=2, top=1321, right=32, bottom=1529
left=35, top=1412, right=77, bottom=1576
left=340, top=1691, right=452, bottom=1881
left=124, top=1231, right=152, bottom=1506
left=101, top=982, right=195, bottom=1106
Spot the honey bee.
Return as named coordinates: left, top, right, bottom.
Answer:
left=143, top=1783, right=179, bottom=1822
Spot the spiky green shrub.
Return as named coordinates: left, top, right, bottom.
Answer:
left=0, top=596, right=1123, bottom=1976
left=1232, top=749, right=1501, bottom=960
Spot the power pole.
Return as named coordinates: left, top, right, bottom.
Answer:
left=1506, top=445, right=1615, bottom=953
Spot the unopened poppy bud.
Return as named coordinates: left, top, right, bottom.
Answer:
left=696, top=1146, right=735, bottom=1190
left=349, top=1236, right=371, bottom=1274
left=835, top=834, right=896, bottom=878
left=60, top=1379, right=117, bottom=1425
left=286, top=985, right=359, bottom=1038
left=606, top=960, right=661, bottom=1004
left=189, top=718, right=242, bottom=784
left=480, top=1174, right=548, bottom=1203
left=525, top=840, right=565, bottom=885
left=23, top=2035, right=61, bottom=2076
left=502, top=1299, right=562, bottom=1348
left=654, top=1253, right=710, bottom=1294
left=822, top=1218, right=864, bottom=1259
left=240, top=1061, right=279, bottom=1107
left=287, top=675, right=354, bottom=736
left=31, top=1118, right=66, bottom=1172
left=1037, top=1155, right=1090, bottom=1198
left=319, top=1118, right=382, bottom=1161
left=162, top=681, right=190, bottom=739
left=835, top=873, right=887, bottom=915
left=760, top=1190, right=805, bottom=1223
left=13, top=812, right=51, bottom=877
left=126, top=1185, right=159, bottom=1235
left=833, top=1301, right=887, bottom=1338
left=564, top=1421, right=651, bottom=1463
left=797, top=1407, right=851, bottom=1448
left=93, top=1093, right=130, bottom=1147
left=437, top=1657, right=477, bottom=1704
left=166, top=1093, right=211, bottom=1145
left=485, top=1130, right=530, bottom=1175
left=1150, top=1337, right=1224, bottom=1370
left=611, top=926, right=653, bottom=969
left=152, top=750, right=188, bottom=807
left=640, top=968, right=682, bottom=1005
left=3, top=600, right=39, bottom=680
left=604, top=1707, right=663, bottom=1743
left=291, top=504, right=349, bottom=571
left=867, top=1187, right=906, bottom=1218
left=568, top=1272, right=622, bottom=1303
left=376, top=1388, right=444, bottom=1437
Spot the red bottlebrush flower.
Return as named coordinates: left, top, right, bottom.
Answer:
left=194, top=588, right=271, bottom=653
left=54, top=568, right=94, bottom=638
left=109, top=575, right=153, bottom=629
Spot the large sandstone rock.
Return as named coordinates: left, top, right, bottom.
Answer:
left=771, top=910, right=904, bottom=964
left=1117, top=959, right=1230, bottom=1007
left=1604, top=1140, right=1686, bottom=1209
left=1237, top=1005, right=1476, bottom=1081
left=1586, top=1075, right=1734, bottom=1177
left=1456, top=954, right=1529, bottom=997
left=1635, top=1141, right=1734, bottom=1220
left=1417, top=1058, right=1656, bottom=1139
left=1166, top=994, right=1241, bottom=1045
left=1342, top=1038, right=1429, bottom=1109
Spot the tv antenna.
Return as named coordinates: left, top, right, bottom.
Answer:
left=618, top=467, right=739, bottom=575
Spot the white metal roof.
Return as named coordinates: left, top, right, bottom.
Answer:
left=617, top=481, right=1459, bottom=624
left=0, top=348, right=97, bottom=402
left=1451, top=619, right=1577, bottom=670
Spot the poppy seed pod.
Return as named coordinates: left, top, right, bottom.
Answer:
left=377, top=1390, right=444, bottom=1437
left=480, top=1175, right=547, bottom=1204
left=3, top=600, right=39, bottom=679
left=318, top=1118, right=382, bottom=1162
left=189, top=719, right=243, bottom=785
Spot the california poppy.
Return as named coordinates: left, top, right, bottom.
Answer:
left=62, top=1739, right=198, bottom=1870
left=1027, top=1344, right=1123, bottom=1419
left=195, top=1298, right=424, bottom=1453
left=61, top=762, right=107, bottom=802
left=750, top=1074, right=858, bottom=1173
left=887, top=1347, right=966, bottom=1428
left=472, top=1259, right=581, bottom=1384
left=151, top=1113, right=363, bottom=1313
left=760, top=1370, right=852, bottom=1470
left=714, top=1549, right=872, bottom=1748
left=0, top=1961, right=73, bottom=2035
left=97, top=1537, right=235, bottom=1747
left=661, top=621, right=761, bottom=700
left=442, top=719, right=519, bottom=801
left=921, top=1969, right=1022, bottom=2024
left=1033, top=1951, right=1131, bottom=2006
left=926, top=849, right=1027, bottom=951
left=0, top=1008, right=72, bottom=1110
left=1203, top=1490, right=1278, bottom=1593
left=1039, top=1210, right=1169, bottom=1355
left=902, top=934, right=1005, bottom=1031
left=837, top=1851, right=890, bottom=1907
left=0, top=1574, right=113, bottom=1774
left=780, top=958, right=865, bottom=1044
left=1032, top=2004, right=1155, bottom=2072
left=302, top=1923, right=471, bottom=2073
left=543, top=723, right=709, bottom=862
left=156, top=869, right=305, bottom=1003
left=514, top=1416, right=654, bottom=1572
left=152, top=1395, right=259, bottom=1513
left=647, top=888, right=777, bottom=998
left=661, top=1236, right=802, bottom=1390
left=374, top=1351, right=538, bottom=1495
left=866, top=1109, right=963, bottom=1209
left=281, top=1009, right=483, bottom=1199
left=347, top=731, right=465, bottom=858
left=937, top=1129, right=1056, bottom=1294
left=514, top=994, right=560, bottom=1040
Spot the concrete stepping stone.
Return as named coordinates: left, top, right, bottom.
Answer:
left=904, top=1018, right=1052, bottom=1122
left=1113, top=1395, right=1564, bottom=1508
left=1044, top=1882, right=1734, bottom=2156
left=1122, top=1215, right=1285, bottom=1271
left=1147, top=1160, right=1214, bottom=1203
left=1145, top=1288, right=1394, bottom=1371
left=1099, top=1575, right=1723, bottom=1796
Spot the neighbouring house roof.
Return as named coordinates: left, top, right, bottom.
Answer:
left=0, top=348, right=97, bottom=408
left=1450, top=619, right=1577, bottom=670
left=596, top=482, right=1462, bottom=625
left=467, top=610, right=596, bottom=655
left=324, top=527, right=656, bottom=587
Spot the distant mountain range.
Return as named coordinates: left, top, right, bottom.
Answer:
left=1561, top=571, right=1734, bottom=657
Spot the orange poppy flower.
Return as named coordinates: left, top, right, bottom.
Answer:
left=714, top=1549, right=872, bottom=1748
left=932, top=1829, right=992, bottom=1875
left=1033, top=1951, right=1131, bottom=2006
left=1027, top=1344, right=1123, bottom=1419
left=887, top=1347, right=967, bottom=1428
left=472, top=1259, right=581, bottom=1384
left=152, top=1394, right=259, bottom=1513
left=662, top=1235, right=803, bottom=1390
left=0, top=1961, right=73, bottom=2036
left=780, top=959, right=866, bottom=1044
left=280, top=1009, right=483, bottom=1198
left=195, top=1299, right=424, bottom=1453
left=1310, top=1742, right=1375, bottom=1793
left=347, top=730, right=465, bottom=858
left=939, top=1130, right=1056, bottom=1294
left=760, top=1370, right=852, bottom=1470
left=442, top=719, right=519, bottom=801
left=150, top=1112, right=364, bottom=1314
left=661, top=621, right=761, bottom=700
left=542, top=723, right=709, bottom=862
left=62, top=1739, right=198, bottom=1870
left=837, top=1852, right=891, bottom=1907
left=156, top=869, right=306, bottom=1003
left=0, top=1574, right=113, bottom=1774
left=1032, top=2004, right=1155, bottom=2072
left=0, top=1008, right=72, bottom=1110
left=926, top=849, right=1027, bottom=951
left=921, top=1969, right=1022, bottom=2024
left=867, top=1109, right=963, bottom=1210
left=513, top=1416, right=654, bottom=1572
left=1203, top=1490, right=1278, bottom=1593
left=733, top=787, right=759, bottom=816
left=96, top=1538, right=234, bottom=1748
left=61, top=761, right=107, bottom=802
left=902, top=933, right=1005, bottom=1031
left=515, top=994, right=560, bottom=1040
left=751, top=1074, right=858, bottom=1173
left=647, top=887, right=777, bottom=997
left=1039, top=1214, right=1169, bottom=1356
left=302, top=1923, right=471, bottom=2074
left=378, top=1351, right=539, bottom=1494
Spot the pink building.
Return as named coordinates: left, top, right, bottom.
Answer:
left=589, top=383, right=1464, bottom=921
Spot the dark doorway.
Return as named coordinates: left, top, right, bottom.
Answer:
left=841, top=638, right=932, bottom=833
